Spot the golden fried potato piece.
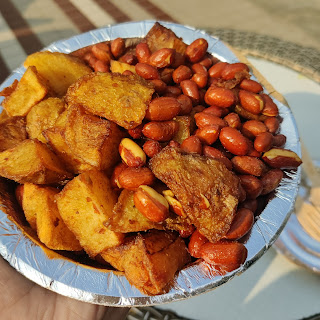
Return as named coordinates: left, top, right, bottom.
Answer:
left=63, top=105, right=126, bottom=173
left=0, top=116, right=27, bottom=152
left=110, top=60, right=136, bottom=74
left=150, top=147, right=241, bottom=242
left=101, top=230, right=191, bottom=295
left=1, top=66, right=49, bottom=117
left=27, top=97, right=65, bottom=143
left=0, top=139, right=72, bottom=184
left=24, top=51, right=92, bottom=97
left=107, top=189, right=163, bottom=233
left=173, top=115, right=192, bottom=143
left=21, top=183, right=82, bottom=251
left=65, top=72, right=154, bottom=129
left=145, top=22, right=187, bottom=54
left=55, top=170, right=124, bottom=257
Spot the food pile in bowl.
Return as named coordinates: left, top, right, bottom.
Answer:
left=0, top=22, right=302, bottom=296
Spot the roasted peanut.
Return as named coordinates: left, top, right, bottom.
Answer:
left=194, top=112, right=227, bottom=129
left=135, top=62, right=159, bottom=80
left=231, top=156, right=267, bottom=176
left=188, top=230, right=209, bottom=258
left=225, top=208, right=254, bottom=240
left=119, top=53, right=137, bottom=65
left=135, top=42, right=151, bottom=63
left=180, top=135, right=202, bottom=154
left=239, top=79, right=263, bottom=93
left=224, top=112, right=241, bottom=129
left=118, top=167, right=155, bottom=190
left=241, top=120, right=267, bottom=139
left=150, top=79, right=167, bottom=94
left=110, top=37, right=125, bottom=58
left=160, top=68, right=174, bottom=84
left=128, top=124, right=144, bottom=139
left=254, top=132, right=273, bottom=152
left=163, top=192, right=186, bottom=217
left=200, top=241, right=248, bottom=270
left=177, top=94, right=193, bottom=115
left=93, top=60, right=109, bottom=73
left=208, top=62, right=228, bottom=78
left=272, top=134, right=286, bottom=147
left=203, top=105, right=229, bottom=117
left=180, top=79, right=200, bottom=104
left=142, top=120, right=179, bottom=142
left=219, top=127, right=249, bottom=156
left=191, top=63, right=208, bottom=75
left=164, top=85, right=182, bottom=98
left=110, top=162, right=128, bottom=188
left=149, top=48, right=175, bottom=68
left=179, top=224, right=196, bottom=238
left=204, top=87, right=235, bottom=108
left=91, top=43, right=112, bottom=63
left=221, top=62, right=250, bottom=80
left=203, top=145, right=233, bottom=170
left=261, top=93, right=279, bottom=116
left=172, top=65, right=192, bottom=84
left=199, top=54, right=214, bottom=69
left=185, top=38, right=208, bottom=63
left=239, top=199, right=258, bottom=214
left=195, top=125, right=220, bottom=145
left=239, top=175, right=263, bottom=199
left=143, top=140, right=162, bottom=158
left=119, top=138, right=146, bottom=167
left=264, top=117, right=280, bottom=134
left=191, top=73, right=208, bottom=88
left=145, top=97, right=181, bottom=121
left=133, top=185, right=169, bottom=222
left=262, top=148, right=302, bottom=169
left=261, top=168, right=284, bottom=195
left=239, top=90, right=264, bottom=115
left=172, top=51, right=186, bottom=68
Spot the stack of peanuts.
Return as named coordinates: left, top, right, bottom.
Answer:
left=73, top=33, right=302, bottom=273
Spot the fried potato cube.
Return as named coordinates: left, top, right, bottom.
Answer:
left=55, top=170, right=124, bottom=257
left=63, top=105, right=126, bottom=173
left=65, top=72, right=154, bottom=129
left=0, top=139, right=72, bottom=184
left=173, top=116, right=192, bottom=143
left=110, top=60, right=136, bottom=74
left=145, top=22, right=187, bottom=54
left=150, top=147, right=241, bottom=242
left=101, top=230, right=191, bottom=295
left=24, top=51, right=92, bottom=97
left=26, top=97, right=65, bottom=143
left=0, top=116, right=27, bottom=152
left=107, top=189, right=163, bottom=233
left=21, top=183, right=82, bottom=251
left=1, top=66, right=49, bottom=117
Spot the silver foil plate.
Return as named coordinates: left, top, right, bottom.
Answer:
left=0, top=21, right=301, bottom=307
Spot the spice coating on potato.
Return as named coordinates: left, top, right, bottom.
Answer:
left=65, top=72, right=154, bottom=129
left=150, top=147, right=241, bottom=242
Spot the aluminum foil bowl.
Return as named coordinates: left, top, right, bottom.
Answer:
left=0, top=21, right=301, bottom=307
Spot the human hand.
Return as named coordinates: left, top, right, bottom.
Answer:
left=0, top=257, right=129, bottom=320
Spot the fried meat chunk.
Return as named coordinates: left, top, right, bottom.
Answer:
left=150, top=147, right=241, bottom=242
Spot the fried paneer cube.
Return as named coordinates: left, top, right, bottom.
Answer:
left=27, top=97, right=65, bottom=143
left=24, top=51, right=92, bottom=97
left=150, top=147, right=241, bottom=242
left=65, top=72, right=154, bottom=129
left=1, top=66, right=49, bottom=117
left=63, top=105, right=126, bottom=173
left=107, top=189, right=163, bottom=233
left=21, top=183, right=82, bottom=251
left=145, top=22, right=187, bottom=54
left=0, top=139, right=72, bottom=184
left=55, top=170, right=124, bottom=257
left=0, top=116, right=27, bottom=152
left=101, top=230, right=191, bottom=295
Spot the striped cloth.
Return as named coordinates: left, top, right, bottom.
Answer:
left=0, top=0, right=177, bottom=83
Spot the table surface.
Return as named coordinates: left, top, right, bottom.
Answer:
left=1, top=1, right=320, bottom=319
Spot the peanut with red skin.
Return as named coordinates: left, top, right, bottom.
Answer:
left=219, top=127, right=249, bottom=156
left=135, top=42, right=151, bottom=63
left=185, top=38, right=208, bottom=63
left=142, top=120, right=179, bottom=142
left=180, top=135, right=202, bottom=154
left=188, top=230, right=209, bottom=258
left=110, top=37, right=125, bottom=58
left=225, top=208, right=254, bottom=240
left=118, top=167, right=155, bottom=190
left=205, top=87, right=235, bottom=108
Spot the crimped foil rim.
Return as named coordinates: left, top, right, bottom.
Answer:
left=0, top=21, right=301, bottom=307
